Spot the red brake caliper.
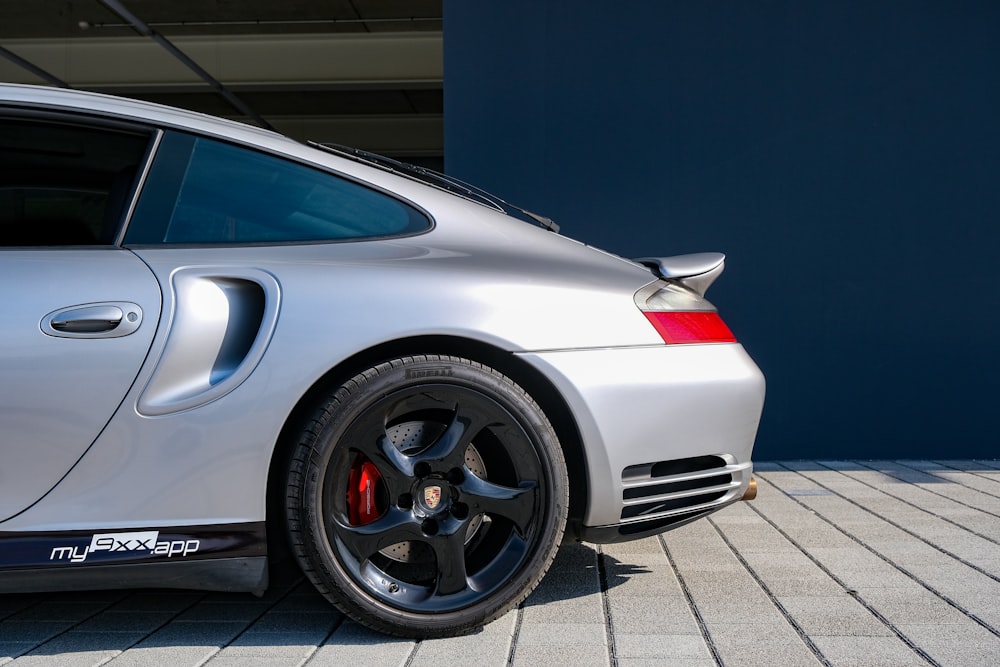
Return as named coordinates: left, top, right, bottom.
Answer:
left=347, top=455, right=384, bottom=525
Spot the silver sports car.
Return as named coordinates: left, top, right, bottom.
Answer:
left=0, top=84, right=764, bottom=637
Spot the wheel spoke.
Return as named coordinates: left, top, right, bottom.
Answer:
left=339, top=411, right=411, bottom=495
left=459, top=473, right=537, bottom=536
left=415, top=403, right=495, bottom=469
left=335, top=508, right=422, bottom=560
left=375, top=431, right=419, bottom=484
left=429, top=525, right=471, bottom=596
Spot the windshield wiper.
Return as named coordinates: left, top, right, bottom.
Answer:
left=309, top=142, right=560, bottom=233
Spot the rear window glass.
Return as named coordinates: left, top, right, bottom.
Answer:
left=127, top=132, right=429, bottom=245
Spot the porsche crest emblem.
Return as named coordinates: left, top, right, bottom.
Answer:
left=424, top=485, right=442, bottom=510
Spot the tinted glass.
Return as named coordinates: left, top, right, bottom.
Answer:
left=127, top=133, right=429, bottom=245
left=0, top=118, right=150, bottom=246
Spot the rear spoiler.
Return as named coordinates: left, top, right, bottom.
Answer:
left=635, top=253, right=725, bottom=297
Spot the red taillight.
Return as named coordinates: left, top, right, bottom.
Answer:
left=644, top=311, right=736, bottom=344
left=347, top=455, right=384, bottom=525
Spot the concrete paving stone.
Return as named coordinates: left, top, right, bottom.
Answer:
left=802, top=548, right=914, bottom=590
left=520, top=591, right=605, bottom=624
left=600, top=555, right=665, bottom=579
left=897, top=624, right=1000, bottom=667
left=853, top=589, right=973, bottom=627
left=174, top=601, right=273, bottom=622
left=733, top=548, right=820, bottom=570
left=736, top=554, right=847, bottom=597
left=598, top=536, right=663, bottom=556
left=601, top=562, right=682, bottom=598
left=614, top=633, right=710, bottom=659
left=754, top=520, right=858, bottom=550
left=682, top=590, right=784, bottom=626
left=5, top=601, right=110, bottom=622
left=960, top=459, right=1000, bottom=472
left=511, top=644, right=609, bottom=666
left=709, top=524, right=804, bottom=556
left=311, top=641, right=414, bottom=665
left=863, top=463, right=1000, bottom=507
left=617, top=660, right=714, bottom=667
left=746, top=572, right=846, bottom=598
left=707, top=621, right=822, bottom=667
left=0, top=621, right=72, bottom=643
left=861, top=563, right=1000, bottom=629
left=409, top=628, right=513, bottom=667
left=72, top=611, right=176, bottom=633
left=776, top=595, right=892, bottom=637
left=269, top=591, right=338, bottom=614
left=211, top=635, right=324, bottom=659
left=606, top=595, right=701, bottom=635
left=9, top=631, right=146, bottom=666
left=204, top=657, right=308, bottom=667
left=0, top=645, right=34, bottom=666
left=242, top=609, right=340, bottom=634
left=809, top=635, right=927, bottom=666
left=102, top=592, right=203, bottom=613
left=662, top=547, right=744, bottom=575
left=514, top=622, right=606, bottom=647
left=523, top=577, right=601, bottom=605
left=549, top=543, right=602, bottom=571
left=711, top=503, right=768, bottom=524
left=798, top=472, right=1000, bottom=569
left=107, top=619, right=249, bottom=667
left=224, top=627, right=330, bottom=646
left=312, top=620, right=414, bottom=665
left=106, top=645, right=223, bottom=667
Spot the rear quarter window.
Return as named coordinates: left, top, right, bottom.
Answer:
left=126, top=132, right=429, bottom=245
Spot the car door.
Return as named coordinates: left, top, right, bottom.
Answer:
left=0, top=114, right=161, bottom=521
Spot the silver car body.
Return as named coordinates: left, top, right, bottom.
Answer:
left=0, top=84, right=764, bottom=596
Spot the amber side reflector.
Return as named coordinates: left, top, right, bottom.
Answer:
left=644, top=311, right=736, bottom=344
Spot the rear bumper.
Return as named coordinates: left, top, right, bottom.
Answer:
left=519, top=343, right=764, bottom=541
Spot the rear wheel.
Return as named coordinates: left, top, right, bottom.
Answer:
left=285, top=355, right=568, bottom=637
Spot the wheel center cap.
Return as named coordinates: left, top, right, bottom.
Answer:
left=418, top=482, right=450, bottom=514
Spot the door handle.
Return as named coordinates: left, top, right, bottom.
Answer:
left=42, top=302, right=144, bottom=338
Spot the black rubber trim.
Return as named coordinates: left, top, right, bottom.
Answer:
left=0, top=556, right=268, bottom=595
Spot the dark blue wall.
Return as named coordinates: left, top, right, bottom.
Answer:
left=444, top=1, right=1000, bottom=459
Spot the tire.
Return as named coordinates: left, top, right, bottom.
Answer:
left=285, top=355, right=568, bottom=637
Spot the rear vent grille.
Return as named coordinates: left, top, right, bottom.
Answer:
left=621, top=454, right=738, bottom=521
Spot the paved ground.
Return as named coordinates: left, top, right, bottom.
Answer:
left=2, top=460, right=999, bottom=666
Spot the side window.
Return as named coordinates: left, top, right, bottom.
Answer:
left=0, top=117, right=150, bottom=246
left=127, top=132, right=429, bottom=245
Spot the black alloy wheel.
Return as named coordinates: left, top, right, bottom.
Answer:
left=286, top=355, right=568, bottom=637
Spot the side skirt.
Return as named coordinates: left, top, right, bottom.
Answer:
left=0, top=556, right=268, bottom=595
left=0, top=521, right=269, bottom=595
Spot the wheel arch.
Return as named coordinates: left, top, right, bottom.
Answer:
left=265, top=335, right=589, bottom=558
